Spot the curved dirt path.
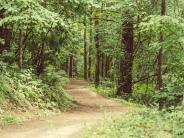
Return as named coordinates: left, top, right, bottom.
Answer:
left=0, top=80, right=129, bottom=138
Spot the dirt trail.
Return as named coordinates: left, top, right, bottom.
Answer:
left=0, top=80, right=129, bottom=138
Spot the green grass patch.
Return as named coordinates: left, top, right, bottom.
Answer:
left=81, top=108, right=184, bottom=138
left=0, top=112, right=18, bottom=125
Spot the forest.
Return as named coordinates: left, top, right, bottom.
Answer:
left=0, top=0, right=184, bottom=138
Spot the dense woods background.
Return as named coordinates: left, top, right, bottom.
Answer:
left=0, top=0, right=184, bottom=137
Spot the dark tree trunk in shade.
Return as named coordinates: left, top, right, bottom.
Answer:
left=88, top=49, right=92, bottom=79
left=0, top=10, right=12, bottom=53
left=73, top=57, right=78, bottom=77
left=182, top=94, right=184, bottom=111
left=36, top=42, right=45, bottom=74
left=156, top=0, right=166, bottom=90
left=94, top=17, right=100, bottom=86
left=117, top=15, right=134, bottom=98
left=65, top=57, right=69, bottom=75
left=88, top=6, right=93, bottom=80
left=69, top=55, right=73, bottom=78
left=18, top=30, right=24, bottom=69
left=101, top=53, right=104, bottom=78
left=84, top=16, right=88, bottom=80
left=104, top=55, right=111, bottom=78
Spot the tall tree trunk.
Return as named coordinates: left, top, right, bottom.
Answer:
left=117, top=15, right=134, bottom=98
left=73, top=57, right=78, bottom=77
left=182, top=93, right=184, bottom=111
left=104, top=55, right=110, bottom=78
left=36, top=42, right=45, bottom=74
left=101, top=53, right=104, bottom=78
left=94, top=17, right=100, bottom=87
left=69, top=55, right=73, bottom=78
left=84, top=16, right=88, bottom=80
left=65, top=57, right=69, bottom=75
left=18, top=30, right=24, bottom=69
left=88, top=6, right=93, bottom=80
left=0, top=10, right=11, bottom=53
left=156, top=0, right=166, bottom=90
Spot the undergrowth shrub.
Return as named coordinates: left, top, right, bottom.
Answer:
left=41, top=69, right=72, bottom=109
left=0, top=61, right=72, bottom=110
left=0, top=112, right=18, bottom=125
left=93, top=77, right=183, bottom=108
left=90, top=80, right=116, bottom=97
left=132, top=74, right=184, bottom=108
left=81, top=108, right=184, bottom=138
left=132, top=83, right=155, bottom=106
left=155, top=74, right=184, bottom=108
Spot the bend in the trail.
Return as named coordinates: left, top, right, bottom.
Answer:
left=0, top=80, right=129, bottom=138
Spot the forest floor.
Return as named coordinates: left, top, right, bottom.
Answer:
left=0, top=80, right=129, bottom=138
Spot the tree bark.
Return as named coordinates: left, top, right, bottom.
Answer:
left=36, top=42, right=45, bottom=74
left=0, top=10, right=11, bottom=53
left=101, top=53, right=104, bottom=78
left=88, top=6, right=93, bottom=80
left=73, top=57, right=78, bottom=77
left=65, top=57, right=69, bottom=75
left=18, top=30, right=24, bottom=69
left=84, top=16, right=88, bottom=80
left=69, top=55, right=73, bottom=78
left=117, top=14, right=134, bottom=98
left=104, top=55, right=110, bottom=78
left=156, top=0, right=166, bottom=90
left=182, top=93, right=184, bottom=111
left=94, top=17, right=100, bottom=87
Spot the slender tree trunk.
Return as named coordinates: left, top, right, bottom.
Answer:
left=0, top=10, right=11, bottom=53
left=94, top=17, right=100, bottom=87
left=84, top=16, right=88, bottom=80
left=182, top=93, right=184, bottom=111
left=36, top=42, right=45, bottom=74
left=105, top=55, right=110, bottom=78
left=18, top=30, right=24, bottom=69
left=156, top=0, right=166, bottom=90
left=101, top=53, right=104, bottom=78
left=65, top=57, right=69, bottom=75
left=69, top=55, right=73, bottom=78
left=73, top=57, right=78, bottom=77
left=117, top=15, right=134, bottom=98
left=31, top=37, right=35, bottom=64
left=88, top=6, right=93, bottom=80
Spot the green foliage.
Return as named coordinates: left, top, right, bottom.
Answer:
left=41, top=69, right=72, bottom=110
left=92, top=78, right=183, bottom=108
left=132, top=71, right=184, bottom=108
left=0, top=62, right=72, bottom=110
left=0, top=112, right=18, bottom=125
left=81, top=108, right=184, bottom=138
left=132, top=84, right=155, bottom=106
left=155, top=74, right=184, bottom=108
left=0, top=0, right=66, bottom=30
left=90, top=80, right=116, bottom=97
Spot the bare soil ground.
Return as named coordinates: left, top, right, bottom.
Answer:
left=0, top=80, right=129, bottom=138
